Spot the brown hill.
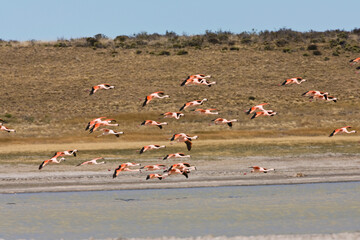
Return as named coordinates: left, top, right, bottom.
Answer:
left=0, top=31, right=359, bottom=144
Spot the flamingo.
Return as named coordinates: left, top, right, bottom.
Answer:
left=329, top=126, right=356, bottom=137
left=97, top=129, right=124, bottom=137
left=211, top=118, right=237, bottom=128
left=52, top=149, right=78, bottom=158
left=140, top=120, right=168, bottom=129
left=356, top=66, right=360, bottom=74
left=165, top=162, right=193, bottom=172
left=0, top=124, right=16, bottom=133
left=146, top=173, right=164, bottom=180
left=309, top=95, right=337, bottom=103
left=113, top=163, right=141, bottom=178
left=170, top=133, right=198, bottom=151
left=77, top=157, right=105, bottom=166
left=193, top=108, right=219, bottom=115
left=245, top=103, right=269, bottom=115
left=163, top=168, right=189, bottom=178
left=163, top=153, right=191, bottom=160
left=142, top=91, right=169, bottom=107
left=250, top=166, right=275, bottom=173
left=280, top=77, right=306, bottom=86
left=180, top=74, right=211, bottom=86
left=85, top=117, right=106, bottom=131
left=139, top=145, right=166, bottom=154
left=89, top=119, right=119, bottom=133
left=39, top=157, right=66, bottom=170
left=250, top=110, right=277, bottom=119
left=179, top=98, right=207, bottom=111
left=140, top=164, right=166, bottom=171
left=181, top=77, right=216, bottom=87
left=302, top=90, right=328, bottom=98
left=349, top=57, right=360, bottom=66
left=89, top=84, right=114, bottom=95
left=161, top=112, right=184, bottom=120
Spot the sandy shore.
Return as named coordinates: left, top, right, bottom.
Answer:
left=121, top=232, right=360, bottom=240
left=1, top=154, right=360, bottom=194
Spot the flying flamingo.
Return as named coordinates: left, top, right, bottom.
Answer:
left=250, top=110, right=277, bottom=119
left=181, top=77, right=216, bottom=87
left=140, top=120, right=168, bottom=129
left=89, top=83, right=114, bottom=95
left=140, top=164, right=167, bottom=171
left=165, top=162, right=193, bottom=172
left=329, top=126, right=356, bottom=137
left=302, top=90, right=328, bottom=97
left=52, top=149, right=78, bottom=158
left=211, top=118, right=237, bottom=128
left=280, top=77, right=306, bottom=86
left=139, top=145, right=166, bottom=154
left=163, top=153, right=191, bottom=160
left=245, top=103, right=269, bottom=115
left=356, top=66, right=360, bottom=74
left=309, top=95, right=337, bottom=103
left=97, top=129, right=124, bottom=137
left=160, top=112, right=184, bottom=120
left=142, top=91, right=169, bottom=107
left=39, top=157, right=66, bottom=170
left=113, top=163, right=141, bottom=178
left=170, top=133, right=198, bottom=151
left=89, top=119, right=119, bottom=133
left=0, top=124, right=16, bottom=133
left=146, top=173, right=164, bottom=180
left=179, top=98, right=207, bottom=111
left=77, top=157, right=105, bottom=166
left=193, top=108, right=219, bottom=115
left=180, top=74, right=211, bottom=86
left=85, top=117, right=106, bottom=131
left=163, top=168, right=189, bottom=178
left=349, top=57, right=360, bottom=66
left=250, top=166, right=275, bottom=173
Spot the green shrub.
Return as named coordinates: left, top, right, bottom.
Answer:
left=158, top=50, right=170, bottom=56
left=86, top=37, right=97, bottom=46
left=248, top=96, right=256, bottom=100
left=172, top=44, right=184, bottom=48
left=176, top=50, right=188, bottom=55
left=4, top=113, right=12, bottom=118
left=303, top=53, right=309, bottom=56
left=307, top=44, right=318, bottom=50
left=230, top=46, right=239, bottom=51
left=241, top=38, right=252, bottom=44
left=114, top=35, right=128, bottom=42
left=136, top=50, right=142, bottom=54
left=264, top=44, right=274, bottom=50
left=275, top=39, right=288, bottom=47
left=222, top=47, right=228, bottom=51
left=184, top=36, right=204, bottom=47
left=282, top=48, right=291, bottom=53
left=313, top=50, right=322, bottom=55
left=324, top=57, right=330, bottom=61
left=53, top=42, right=67, bottom=47
left=332, top=52, right=340, bottom=56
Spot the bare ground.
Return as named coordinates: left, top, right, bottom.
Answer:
left=1, top=150, right=359, bottom=194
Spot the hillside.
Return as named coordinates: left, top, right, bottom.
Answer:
left=0, top=30, right=359, bottom=144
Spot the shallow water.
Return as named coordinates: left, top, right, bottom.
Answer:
left=1, top=182, right=360, bottom=239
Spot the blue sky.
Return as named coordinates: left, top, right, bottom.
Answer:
left=1, top=0, right=359, bottom=41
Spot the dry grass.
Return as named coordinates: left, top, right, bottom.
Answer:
left=0, top=33, right=359, bottom=162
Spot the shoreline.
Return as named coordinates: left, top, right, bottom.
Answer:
left=1, top=171, right=360, bottom=194
left=1, top=154, right=360, bottom=194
